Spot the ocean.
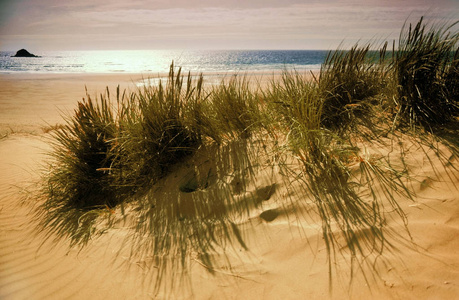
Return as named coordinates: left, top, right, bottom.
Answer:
left=0, top=50, right=327, bottom=74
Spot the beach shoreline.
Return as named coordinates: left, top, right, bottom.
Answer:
left=0, top=70, right=302, bottom=136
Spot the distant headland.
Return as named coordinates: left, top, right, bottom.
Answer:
left=12, top=49, right=39, bottom=57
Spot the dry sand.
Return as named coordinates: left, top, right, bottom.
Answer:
left=0, top=73, right=458, bottom=299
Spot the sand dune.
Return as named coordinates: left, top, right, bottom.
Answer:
left=1, top=73, right=458, bottom=299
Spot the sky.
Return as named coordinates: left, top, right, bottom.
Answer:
left=0, top=0, right=458, bottom=51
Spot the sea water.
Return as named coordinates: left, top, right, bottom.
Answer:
left=0, top=50, right=327, bottom=74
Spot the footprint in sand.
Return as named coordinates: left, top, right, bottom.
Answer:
left=255, top=183, right=277, bottom=201
left=230, top=176, right=245, bottom=194
left=420, top=177, right=433, bottom=191
left=259, top=209, right=279, bottom=222
left=179, top=168, right=216, bottom=193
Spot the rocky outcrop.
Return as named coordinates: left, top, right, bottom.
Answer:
left=12, top=49, right=39, bottom=57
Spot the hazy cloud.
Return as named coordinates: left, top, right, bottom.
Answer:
left=0, top=0, right=457, bottom=50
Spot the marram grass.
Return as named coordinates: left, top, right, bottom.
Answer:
left=115, top=64, right=206, bottom=188
left=35, top=16, right=459, bottom=294
left=38, top=89, right=119, bottom=246
left=393, top=17, right=459, bottom=129
left=319, top=43, right=389, bottom=132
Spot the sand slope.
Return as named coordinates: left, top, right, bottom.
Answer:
left=1, top=74, right=459, bottom=299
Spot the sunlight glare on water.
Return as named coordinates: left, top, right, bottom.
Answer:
left=0, top=50, right=326, bottom=74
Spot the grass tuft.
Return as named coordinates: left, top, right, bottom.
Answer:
left=392, top=17, right=459, bottom=129
left=116, top=63, right=205, bottom=188
left=210, top=75, right=261, bottom=139
left=37, top=90, right=121, bottom=246
left=319, top=43, right=388, bottom=131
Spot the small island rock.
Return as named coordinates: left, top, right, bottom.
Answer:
left=13, top=49, right=39, bottom=57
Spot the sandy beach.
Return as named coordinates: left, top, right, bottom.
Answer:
left=1, top=72, right=458, bottom=300
left=0, top=71, right=284, bottom=136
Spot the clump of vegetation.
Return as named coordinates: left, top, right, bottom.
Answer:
left=209, top=75, right=261, bottom=139
left=115, top=64, right=207, bottom=189
left=393, top=17, right=459, bottom=129
left=264, top=70, right=322, bottom=137
left=38, top=64, right=214, bottom=246
left=264, top=70, right=409, bottom=271
left=38, top=92, right=120, bottom=245
left=319, top=43, right=388, bottom=131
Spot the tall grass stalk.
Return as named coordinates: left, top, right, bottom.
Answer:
left=116, top=64, right=207, bottom=189
left=210, top=75, right=261, bottom=139
left=265, top=70, right=412, bottom=286
left=38, top=89, right=121, bottom=246
left=319, top=44, right=388, bottom=132
left=393, top=17, right=459, bottom=129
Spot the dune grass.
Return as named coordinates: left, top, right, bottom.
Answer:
left=114, top=64, right=206, bottom=189
left=209, top=75, right=262, bottom=139
left=36, top=16, right=458, bottom=293
left=36, top=90, right=120, bottom=246
left=263, top=69, right=413, bottom=286
left=392, top=17, right=459, bottom=129
left=319, top=43, right=389, bottom=132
